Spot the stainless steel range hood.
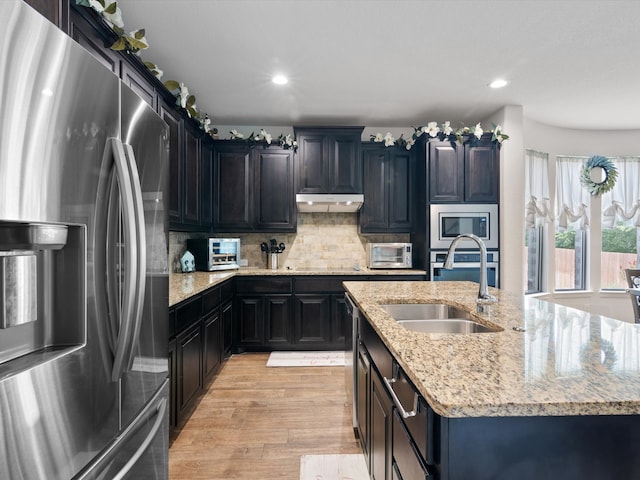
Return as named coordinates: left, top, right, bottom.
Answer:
left=296, top=194, right=364, bottom=213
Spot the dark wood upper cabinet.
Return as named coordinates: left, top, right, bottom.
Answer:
left=428, top=135, right=499, bottom=204
left=121, top=62, right=157, bottom=110
left=212, top=142, right=253, bottom=231
left=211, top=142, right=296, bottom=233
left=181, top=122, right=202, bottom=226
left=464, top=138, right=499, bottom=203
left=161, top=101, right=184, bottom=226
left=360, top=144, right=413, bottom=233
left=295, top=127, right=363, bottom=194
left=428, top=140, right=464, bottom=203
left=69, top=3, right=119, bottom=74
left=24, top=0, right=68, bottom=30
left=163, top=101, right=205, bottom=231
left=254, top=148, right=296, bottom=231
left=200, top=136, right=214, bottom=228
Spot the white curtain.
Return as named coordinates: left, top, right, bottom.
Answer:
left=556, top=156, right=590, bottom=230
left=602, top=156, right=640, bottom=228
left=525, top=149, right=553, bottom=228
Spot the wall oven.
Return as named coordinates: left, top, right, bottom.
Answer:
left=430, top=204, right=499, bottom=250
left=430, top=251, right=499, bottom=287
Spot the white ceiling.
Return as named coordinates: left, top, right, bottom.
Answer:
left=118, top=0, right=640, bottom=130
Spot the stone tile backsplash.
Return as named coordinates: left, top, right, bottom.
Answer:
left=169, top=213, right=408, bottom=272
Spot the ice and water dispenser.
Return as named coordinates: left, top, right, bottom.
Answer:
left=0, top=220, right=85, bottom=371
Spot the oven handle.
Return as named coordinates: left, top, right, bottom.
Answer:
left=431, top=262, right=499, bottom=269
left=430, top=262, right=500, bottom=287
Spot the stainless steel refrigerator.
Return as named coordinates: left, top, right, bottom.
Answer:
left=0, top=1, right=169, bottom=478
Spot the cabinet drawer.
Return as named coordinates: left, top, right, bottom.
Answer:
left=175, top=295, right=203, bottom=333
left=220, top=279, right=234, bottom=300
left=202, top=287, right=221, bottom=313
left=393, top=410, right=434, bottom=480
left=294, top=276, right=350, bottom=293
left=235, top=276, right=292, bottom=293
left=391, top=365, right=436, bottom=466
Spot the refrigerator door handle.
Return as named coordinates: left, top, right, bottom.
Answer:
left=112, top=397, right=166, bottom=480
left=109, top=138, right=145, bottom=382
left=118, top=143, right=146, bottom=377
left=72, top=395, right=167, bottom=480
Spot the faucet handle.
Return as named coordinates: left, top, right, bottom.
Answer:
left=478, top=293, right=497, bottom=303
left=476, top=293, right=497, bottom=314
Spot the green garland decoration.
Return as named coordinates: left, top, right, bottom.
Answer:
left=580, top=155, right=618, bottom=196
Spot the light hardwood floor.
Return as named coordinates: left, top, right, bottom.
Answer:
left=169, top=353, right=362, bottom=479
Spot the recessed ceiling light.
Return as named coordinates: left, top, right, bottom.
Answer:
left=272, top=75, right=288, bottom=85
left=489, top=79, right=508, bottom=89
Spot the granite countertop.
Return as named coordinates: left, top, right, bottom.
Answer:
left=343, top=280, right=640, bottom=419
left=169, top=268, right=425, bottom=306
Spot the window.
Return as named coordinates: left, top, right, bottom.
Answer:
left=524, top=150, right=552, bottom=293
left=555, top=156, right=589, bottom=291
left=525, top=227, right=543, bottom=293
left=600, top=157, right=640, bottom=289
left=554, top=225, right=587, bottom=290
left=547, top=155, right=640, bottom=292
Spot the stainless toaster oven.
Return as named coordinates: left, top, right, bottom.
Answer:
left=368, top=243, right=412, bottom=269
left=186, top=238, right=240, bottom=271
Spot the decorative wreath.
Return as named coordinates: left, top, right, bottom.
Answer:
left=580, top=155, right=618, bottom=196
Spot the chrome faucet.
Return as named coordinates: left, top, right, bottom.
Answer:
left=443, top=233, right=497, bottom=314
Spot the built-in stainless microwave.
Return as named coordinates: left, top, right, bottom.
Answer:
left=368, top=243, right=412, bottom=269
left=430, top=204, right=498, bottom=250
left=186, top=238, right=241, bottom=271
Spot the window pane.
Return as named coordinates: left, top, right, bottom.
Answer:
left=525, top=227, right=542, bottom=294
left=555, top=225, right=586, bottom=290
left=601, top=220, right=640, bottom=289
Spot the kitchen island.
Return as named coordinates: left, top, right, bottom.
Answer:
left=344, top=280, right=640, bottom=480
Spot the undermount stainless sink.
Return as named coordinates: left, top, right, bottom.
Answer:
left=396, top=318, right=498, bottom=334
left=380, top=303, right=501, bottom=334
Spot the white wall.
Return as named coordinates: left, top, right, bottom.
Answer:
left=523, top=118, right=640, bottom=322
left=484, top=106, right=525, bottom=296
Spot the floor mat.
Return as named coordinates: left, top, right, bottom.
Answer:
left=299, top=454, right=368, bottom=480
left=266, top=351, right=346, bottom=367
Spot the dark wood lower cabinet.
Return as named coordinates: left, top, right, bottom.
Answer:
left=332, top=294, right=350, bottom=347
left=236, top=296, right=262, bottom=346
left=357, top=316, right=640, bottom=480
left=221, top=300, right=233, bottom=358
left=356, top=343, right=370, bottom=457
left=170, top=279, right=232, bottom=435
left=203, top=311, right=222, bottom=384
left=294, top=294, right=332, bottom=346
left=265, top=295, right=294, bottom=346
left=236, top=294, right=294, bottom=349
left=233, top=275, right=424, bottom=353
left=234, top=276, right=352, bottom=352
left=370, top=368, right=393, bottom=480
left=168, top=339, right=177, bottom=430
left=176, top=322, right=202, bottom=417
left=393, top=411, right=432, bottom=480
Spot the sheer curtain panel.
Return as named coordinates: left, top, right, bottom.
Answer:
left=525, top=149, right=553, bottom=228
left=556, top=156, right=591, bottom=230
left=602, top=157, right=640, bottom=228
